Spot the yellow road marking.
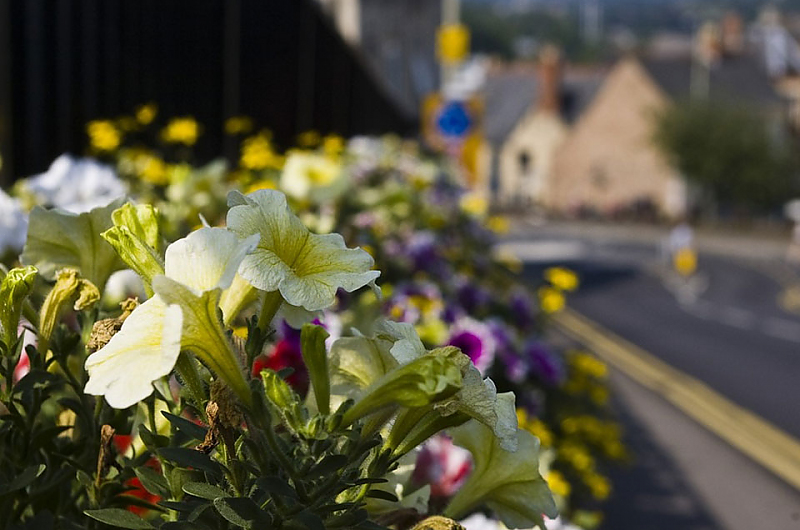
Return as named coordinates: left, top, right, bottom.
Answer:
left=554, top=307, right=800, bottom=491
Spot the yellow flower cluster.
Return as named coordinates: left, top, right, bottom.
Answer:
left=87, top=120, right=121, bottom=152
left=544, top=267, right=579, bottom=292
left=538, top=286, right=565, bottom=314
left=240, top=134, right=283, bottom=171
left=459, top=192, right=488, bottom=217
left=563, top=352, right=610, bottom=405
left=486, top=215, right=509, bottom=234
left=118, top=149, right=169, bottom=185
left=224, top=116, right=254, bottom=136
left=161, top=117, right=199, bottom=146
left=517, top=408, right=553, bottom=447
left=570, top=351, right=608, bottom=379
left=546, top=470, right=571, bottom=498
left=135, top=103, right=157, bottom=125
left=557, top=440, right=612, bottom=500
left=323, top=135, right=345, bottom=157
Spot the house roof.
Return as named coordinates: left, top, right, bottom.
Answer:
left=483, top=71, right=539, bottom=146
left=641, top=54, right=785, bottom=107
left=483, top=67, right=605, bottom=146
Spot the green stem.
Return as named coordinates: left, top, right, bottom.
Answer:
left=257, top=291, right=283, bottom=332
left=175, top=353, right=207, bottom=415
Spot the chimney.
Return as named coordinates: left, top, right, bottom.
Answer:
left=721, top=12, right=744, bottom=55
left=538, top=44, right=563, bottom=113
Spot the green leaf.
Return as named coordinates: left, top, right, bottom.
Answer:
left=256, top=476, right=298, bottom=499
left=21, top=199, right=125, bottom=288
left=301, top=324, right=330, bottom=414
left=289, top=510, right=325, bottom=530
left=83, top=508, right=154, bottom=529
left=134, top=467, right=170, bottom=498
left=161, top=411, right=208, bottom=441
left=182, top=482, right=227, bottom=501
left=0, top=464, right=45, bottom=494
left=158, top=448, right=223, bottom=479
left=309, top=454, right=347, bottom=477
left=342, top=352, right=463, bottom=426
left=213, top=497, right=270, bottom=528
left=365, top=489, right=399, bottom=502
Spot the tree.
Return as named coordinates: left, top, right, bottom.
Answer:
left=653, top=101, right=798, bottom=214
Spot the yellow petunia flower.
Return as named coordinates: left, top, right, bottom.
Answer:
left=161, top=117, right=199, bottom=145
left=545, top=267, right=579, bottom=292
left=546, top=470, right=571, bottom=498
left=459, top=192, right=488, bottom=217
left=538, top=286, right=565, bottom=313
left=87, top=120, right=121, bottom=151
left=486, top=215, right=510, bottom=234
left=240, top=134, right=282, bottom=171
left=224, top=116, right=254, bottom=135
left=135, top=103, right=157, bottom=125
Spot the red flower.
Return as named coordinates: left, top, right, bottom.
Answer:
left=251, top=339, right=309, bottom=395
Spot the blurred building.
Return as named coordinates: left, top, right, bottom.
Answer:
left=317, top=0, right=441, bottom=117
left=547, top=13, right=787, bottom=219
left=482, top=49, right=603, bottom=208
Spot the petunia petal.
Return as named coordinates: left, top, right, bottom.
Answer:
left=444, top=421, right=558, bottom=529
left=226, top=189, right=379, bottom=311
left=165, top=227, right=259, bottom=294
left=84, top=298, right=182, bottom=409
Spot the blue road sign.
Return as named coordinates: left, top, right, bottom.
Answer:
left=436, top=101, right=472, bottom=138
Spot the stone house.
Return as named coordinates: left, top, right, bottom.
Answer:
left=483, top=50, right=603, bottom=207
left=547, top=16, right=788, bottom=218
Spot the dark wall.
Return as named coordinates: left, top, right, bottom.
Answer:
left=0, top=0, right=416, bottom=185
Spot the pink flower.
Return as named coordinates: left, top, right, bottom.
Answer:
left=412, top=435, right=473, bottom=498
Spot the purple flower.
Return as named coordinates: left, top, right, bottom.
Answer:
left=510, top=290, right=534, bottom=329
left=447, top=317, right=496, bottom=374
left=501, top=351, right=528, bottom=383
left=525, top=341, right=564, bottom=386
left=455, top=280, right=489, bottom=314
left=441, top=304, right=464, bottom=324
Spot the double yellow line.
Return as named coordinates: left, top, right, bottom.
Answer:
left=554, top=307, right=800, bottom=491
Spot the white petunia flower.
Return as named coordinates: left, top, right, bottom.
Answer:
left=226, top=189, right=380, bottom=312
left=22, top=154, right=126, bottom=213
left=444, top=421, right=558, bottom=530
left=279, top=151, right=343, bottom=200
left=85, top=227, right=259, bottom=409
left=0, top=188, right=28, bottom=255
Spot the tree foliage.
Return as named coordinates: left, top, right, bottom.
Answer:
left=653, top=101, right=798, bottom=213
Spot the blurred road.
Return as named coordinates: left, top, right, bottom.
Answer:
left=503, top=221, right=800, bottom=438
left=499, top=220, right=800, bottom=530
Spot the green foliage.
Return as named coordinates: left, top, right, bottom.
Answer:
left=653, top=101, right=798, bottom=213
